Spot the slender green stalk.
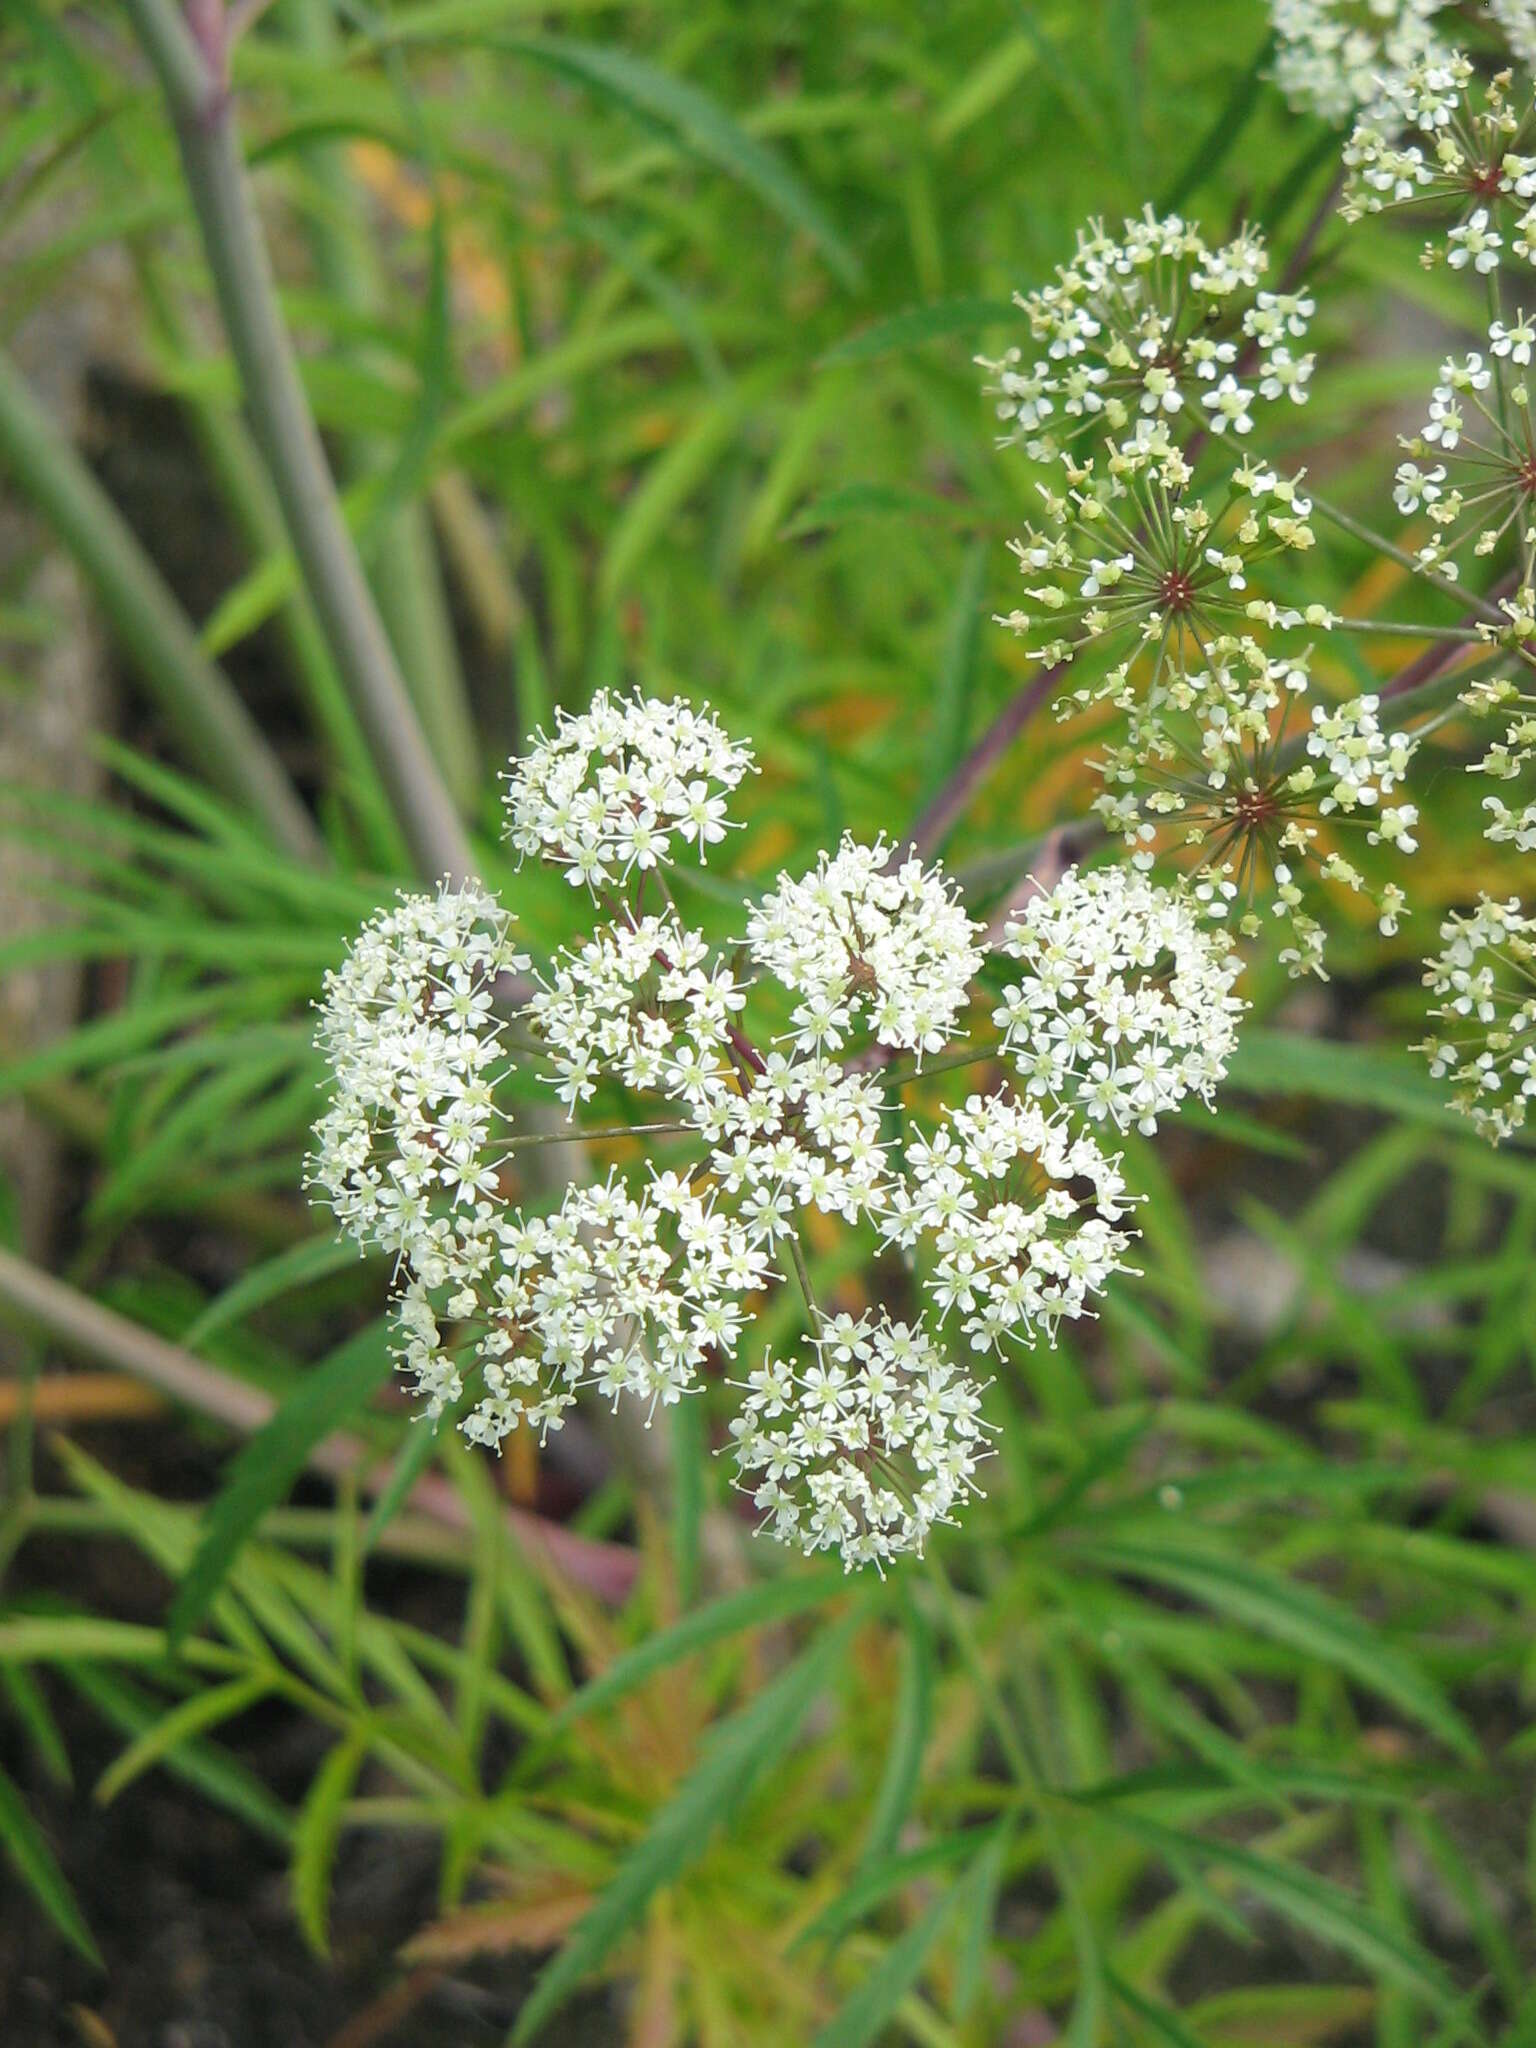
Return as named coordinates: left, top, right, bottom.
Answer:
left=502, top=1120, right=694, bottom=1151
left=1333, top=619, right=1482, bottom=641
left=277, top=0, right=480, bottom=810
left=1309, top=491, right=1508, bottom=628
left=136, top=265, right=405, bottom=863
left=123, top=0, right=473, bottom=883
left=6, top=0, right=397, bottom=857
left=0, top=348, right=322, bottom=863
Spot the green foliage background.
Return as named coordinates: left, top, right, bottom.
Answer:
left=1, top=2, right=1535, bottom=2042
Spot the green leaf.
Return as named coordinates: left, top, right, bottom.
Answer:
left=181, top=1235, right=367, bottom=1348
left=0, top=1663, right=72, bottom=1787
left=820, top=296, right=1015, bottom=366
left=811, top=1825, right=1003, bottom=2048
left=1099, top=1809, right=1473, bottom=2029
left=922, top=542, right=987, bottom=798
left=857, top=1596, right=933, bottom=1871
left=1224, top=1028, right=1469, bottom=1132
left=360, top=1413, right=444, bottom=1557
left=599, top=386, right=753, bottom=602
left=811, top=1884, right=953, bottom=2048
left=496, top=36, right=863, bottom=290
left=798, top=1835, right=994, bottom=1954
left=167, top=1320, right=393, bottom=1649
left=293, top=1727, right=370, bottom=1958
left=543, top=1570, right=850, bottom=1739
left=95, top=1673, right=271, bottom=1807
left=0, top=1760, right=100, bottom=1967
left=0, top=1616, right=177, bottom=1664
left=780, top=482, right=976, bottom=540
left=669, top=1396, right=704, bottom=1612
left=953, top=1822, right=1011, bottom=2022
left=513, top=1616, right=855, bottom=2044
left=929, top=36, right=1037, bottom=144
left=1106, top=1970, right=1208, bottom=2048
left=1068, top=1540, right=1479, bottom=1761
left=1157, top=31, right=1276, bottom=210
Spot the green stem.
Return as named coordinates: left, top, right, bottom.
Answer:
left=0, top=348, right=322, bottom=863
left=502, top=1119, right=695, bottom=1152
left=123, top=0, right=473, bottom=883
left=0, top=1243, right=637, bottom=1601
left=277, top=0, right=480, bottom=812
left=137, top=265, right=405, bottom=863
left=1332, top=618, right=1483, bottom=641
left=782, top=1225, right=822, bottom=1330
left=1309, top=492, right=1507, bottom=627
left=877, top=1040, right=999, bottom=1088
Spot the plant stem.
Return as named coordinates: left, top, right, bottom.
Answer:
left=1309, top=492, right=1508, bottom=626
left=782, top=1225, right=822, bottom=1331
left=123, top=0, right=473, bottom=884
left=0, top=349, right=323, bottom=863
left=1333, top=618, right=1482, bottom=641
left=906, top=660, right=1066, bottom=859
left=135, top=263, right=405, bottom=863
left=876, top=1042, right=1001, bottom=1088
left=278, top=0, right=481, bottom=811
left=502, top=1119, right=695, bottom=1151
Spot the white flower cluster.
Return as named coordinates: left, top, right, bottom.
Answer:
left=314, top=687, right=1258, bottom=1563
left=502, top=687, right=753, bottom=889
left=1306, top=693, right=1418, bottom=818
left=992, top=865, right=1245, bottom=1133
left=702, top=1054, right=892, bottom=1244
left=526, top=912, right=743, bottom=1111
left=1091, top=645, right=1417, bottom=979
left=395, top=1173, right=770, bottom=1444
left=744, top=834, right=983, bottom=1058
left=1001, top=437, right=1325, bottom=692
left=1394, top=317, right=1536, bottom=576
left=884, top=1093, right=1135, bottom=1351
left=1492, top=0, right=1536, bottom=68
left=1420, top=895, right=1536, bottom=1139
left=1271, top=0, right=1449, bottom=125
left=729, top=1314, right=990, bottom=1572
left=307, top=883, right=527, bottom=1272
left=1341, top=52, right=1536, bottom=268
left=1467, top=666, right=1536, bottom=849
left=977, top=210, right=1313, bottom=462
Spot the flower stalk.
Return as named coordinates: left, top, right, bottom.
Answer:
left=122, top=0, right=473, bottom=885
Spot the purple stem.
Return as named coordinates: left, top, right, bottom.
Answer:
left=907, top=660, right=1066, bottom=860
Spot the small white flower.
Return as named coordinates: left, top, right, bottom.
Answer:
left=502, top=689, right=754, bottom=890
left=1419, top=897, right=1536, bottom=1141
left=1271, top=0, right=1450, bottom=125
left=991, top=865, right=1245, bottom=1133
left=728, top=1313, right=992, bottom=1570
left=746, top=835, right=983, bottom=1061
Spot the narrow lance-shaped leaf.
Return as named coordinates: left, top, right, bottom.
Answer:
left=539, top=1569, right=851, bottom=1742
left=293, top=1726, right=371, bottom=1958
left=1068, top=1539, right=1479, bottom=1760
left=856, top=1594, right=934, bottom=1871
left=512, top=1615, right=857, bottom=2045
left=0, top=1760, right=101, bottom=1967
left=167, top=1320, right=394, bottom=1648
left=496, top=35, right=864, bottom=290
left=812, top=1824, right=1009, bottom=2048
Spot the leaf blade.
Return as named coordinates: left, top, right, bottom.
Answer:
left=167, top=1320, right=394, bottom=1648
